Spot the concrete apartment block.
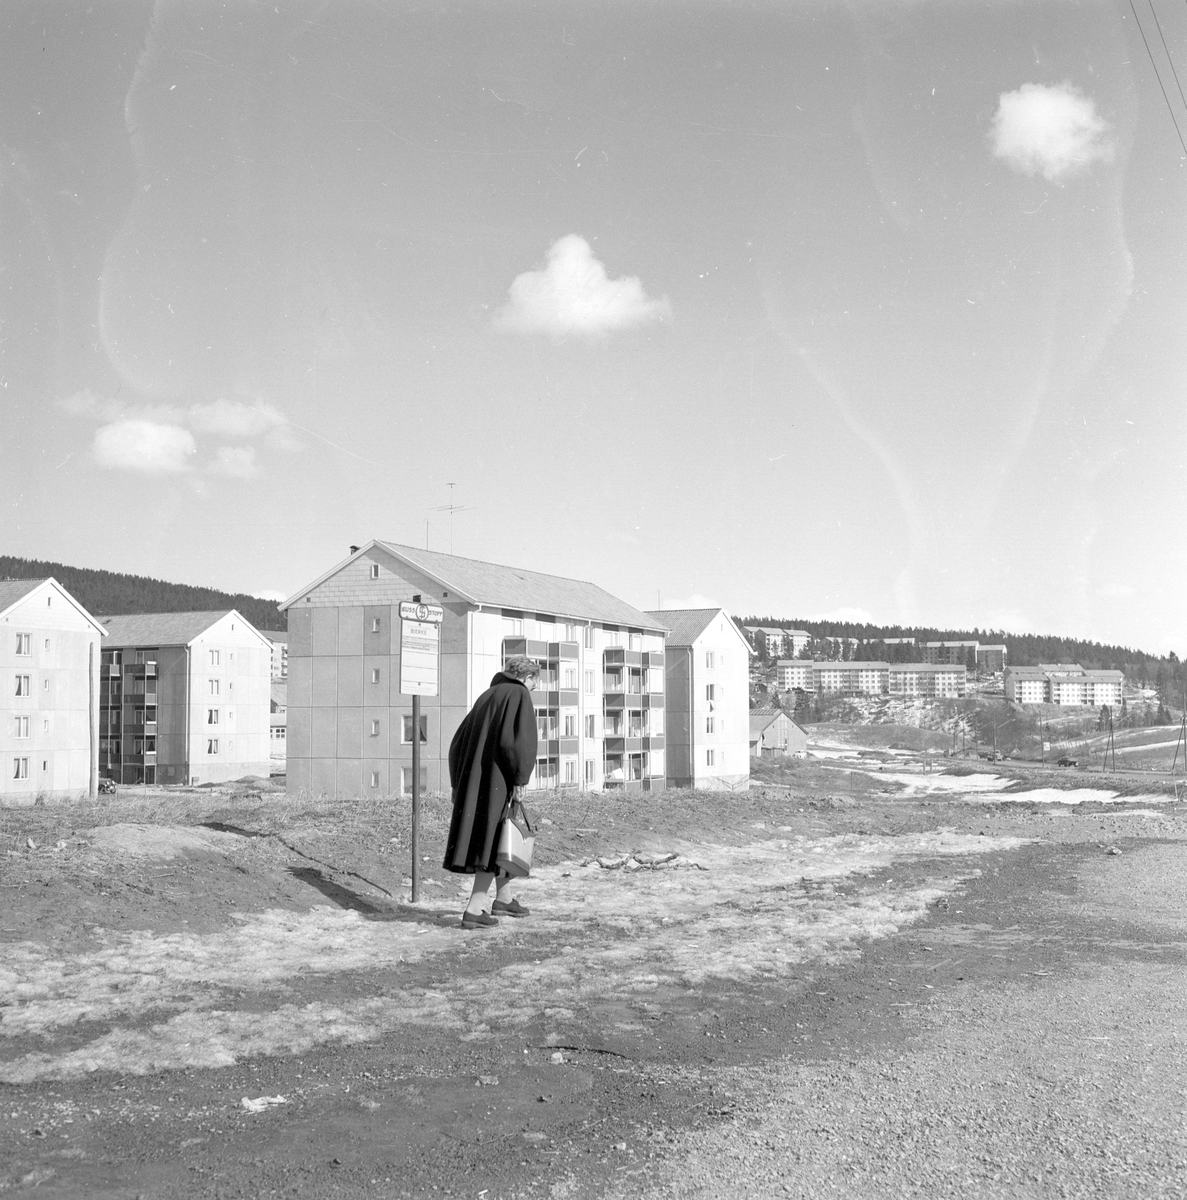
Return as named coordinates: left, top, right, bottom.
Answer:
left=647, top=608, right=750, bottom=790
left=0, top=578, right=105, bottom=805
left=283, top=542, right=669, bottom=799
left=98, top=610, right=272, bottom=785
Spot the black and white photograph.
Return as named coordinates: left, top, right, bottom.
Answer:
left=2, top=1, right=1187, bottom=1196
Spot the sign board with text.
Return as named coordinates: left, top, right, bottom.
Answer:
left=399, top=601, right=443, bottom=696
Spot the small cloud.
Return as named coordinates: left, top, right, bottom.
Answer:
left=187, top=399, right=286, bottom=441
left=660, top=593, right=720, bottom=610
left=991, top=82, right=1113, bottom=182
left=494, top=235, right=671, bottom=338
left=208, top=446, right=258, bottom=477
left=93, top=420, right=196, bottom=473
left=811, top=607, right=876, bottom=625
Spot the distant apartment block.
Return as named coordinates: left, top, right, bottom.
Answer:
left=921, top=640, right=979, bottom=666
left=282, top=542, right=669, bottom=798
left=98, top=611, right=272, bottom=785
left=977, top=644, right=1007, bottom=673
left=1004, top=664, right=1123, bottom=707
left=266, top=632, right=289, bottom=680
left=888, top=663, right=967, bottom=698
left=813, top=661, right=889, bottom=696
left=646, top=608, right=750, bottom=790
left=1, top=578, right=105, bottom=804
left=881, top=637, right=917, bottom=647
left=775, top=660, right=814, bottom=691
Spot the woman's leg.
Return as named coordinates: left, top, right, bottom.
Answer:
left=464, top=871, right=496, bottom=915
left=494, top=874, right=513, bottom=905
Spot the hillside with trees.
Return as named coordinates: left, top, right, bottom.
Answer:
left=0, top=557, right=285, bottom=632
left=740, top=615, right=1186, bottom=704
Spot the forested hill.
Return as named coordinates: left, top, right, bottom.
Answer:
left=0, top=557, right=285, bottom=632
left=739, top=615, right=1183, bottom=692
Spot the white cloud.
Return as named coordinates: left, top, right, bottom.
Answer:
left=208, top=446, right=258, bottom=478
left=494, top=235, right=671, bottom=338
left=661, top=593, right=720, bottom=610
left=187, top=399, right=286, bottom=440
left=810, top=607, right=877, bottom=625
left=93, top=420, right=196, bottom=473
left=991, top=82, right=1114, bottom=182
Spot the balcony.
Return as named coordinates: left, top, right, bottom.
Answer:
left=603, top=648, right=643, bottom=667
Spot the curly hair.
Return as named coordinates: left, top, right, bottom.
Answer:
left=502, top=654, right=541, bottom=682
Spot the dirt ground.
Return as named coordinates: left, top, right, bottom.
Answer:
left=2, top=749, right=1186, bottom=1199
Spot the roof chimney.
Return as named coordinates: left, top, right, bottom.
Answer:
left=349, top=545, right=360, bottom=555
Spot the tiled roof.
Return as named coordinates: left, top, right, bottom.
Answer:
left=265, top=631, right=288, bottom=644
left=271, top=681, right=287, bottom=706
left=643, top=608, right=722, bottom=646
left=0, top=578, right=44, bottom=617
left=99, top=611, right=232, bottom=646
left=372, top=543, right=668, bottom=632
left=750, top=711, right=784, bottom=736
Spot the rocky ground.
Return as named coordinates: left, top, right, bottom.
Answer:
left=1, top=751, right=1185, bottom=1199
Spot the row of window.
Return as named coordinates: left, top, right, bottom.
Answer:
left=501, top=618, right=640, bottom=651
left=12, top=757, right=48, bottom=780
left=13, top=675, right=52, bottom=697
left=13, top=634, right=52, bottom=655
left=11, top=717, right=49, bottom=738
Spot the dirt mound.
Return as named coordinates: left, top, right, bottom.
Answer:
left=82, top=823, right=245, bottom=859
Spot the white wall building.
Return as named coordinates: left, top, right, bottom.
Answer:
left=648, top=608, right=750, bottom=790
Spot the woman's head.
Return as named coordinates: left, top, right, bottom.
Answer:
left=502, top=655, right=540, bottom=683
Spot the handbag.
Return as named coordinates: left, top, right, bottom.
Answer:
left=496, top=795, right=535, bottom=878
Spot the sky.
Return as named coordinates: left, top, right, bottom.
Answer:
left=2, top=0, right=1185, bottom=653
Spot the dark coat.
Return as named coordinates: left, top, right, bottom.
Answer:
left=443, top=672, right=537, bottom=874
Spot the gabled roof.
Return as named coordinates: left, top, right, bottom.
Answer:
left=284, top=541, right=667, bottom=632
left=0, top=577, right=107, bottom=635
left=750, top=709, right=787, bottom=734
left=99, top=609, right=268, bottom=648
left=644, top=607, right=753, bottom=649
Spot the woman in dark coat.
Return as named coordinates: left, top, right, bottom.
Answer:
left=444, top=654, right=538, bottom=928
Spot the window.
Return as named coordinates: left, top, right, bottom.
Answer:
left=370, top=719, right=381, bottom=737
left=607, top=630, right=620, bottom=647
left=706, top=749, right=715, bottom=767
left=564, top=758, right=577, bottom=785
left=705, top=684, right=716, bottom=702
left=629, top=633, right=642, bottom=651
left=585, top=759, right=596, bottom=784
left=706, top=716, right=715, bottom=734
left=42, top=678, right=49, bottom=691
left=372, top=617, right=381, bottom=633
left=400, top=766, right=428, bottom=795
left=371, top=668, right=381, bottom=684
left=565, top=623, right=577, bottom=641
left=42, top=719, right=48, bottom=732
left=402, top=714, right=428, bottom=743
left=207, top=739, right=219, bottom=754
left=584, top=670, right=594, bottom=694
left=209, top=680, right=220, bottom=696
left=370, top=563, right=380, bottom=579
left=584, top=625, right=594, bottom=649
left=370, top=771, right=381, bottom=788
left=42, top=760, right=48, bottom=772
left=720, top=652, right=726, bottom=668
left=504, top=617, right=523, bottom=636
left=721, top=749, right=727, bottom=768
left=146, top=678, right=157, bottom=695
left=563, top=712, right=577, bottom=737
left=145, top=738, right=156, bottom=753
left=705, top=651, right=715, bottom=669
left=15, top=634, right=30, bottom=656
left=134, top=708, right=145, bottom=726
left=208, top=709, right=219, bottom=725
left=15, top=675, right=30, bottom=697
left=585, top=714, right=596, bottom=739
left=563, top=667, right=577, bottom=689
left=14, top=717, right=28, bottom=739
left=145, top=706, right=157, bottom=723
left=13, top=757, right=28, bottom=780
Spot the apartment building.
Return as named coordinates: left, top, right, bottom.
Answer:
left=281, top=542, right=669, bottom=797
left=98, top=611, right=272, bottom=785
left=922, top=641, right=979, bottom=666
left=813, top=661, right=889, bottom=696
left=775, top=660, right=814, bottom=691
left=1, top=578, right=105, bottom=804
left=976, top=644, right=1007, bottom=673
left=888, top=663, right=967, bottom=698
left=646, top=608, right=750, bottom=790
left=266, top=632, right=289, bottom=680
left=1004, top=664, right=1124, bottom=707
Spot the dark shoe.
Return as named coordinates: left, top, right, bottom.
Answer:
left=491, top=898, right=530, bottom=918
left=461, top=910, right=499, bottom=930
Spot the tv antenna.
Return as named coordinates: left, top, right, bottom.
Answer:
left=430, top=482, right=478, bottom=555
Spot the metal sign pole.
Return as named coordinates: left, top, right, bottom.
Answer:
left=411, top=694, right=421, bottom=903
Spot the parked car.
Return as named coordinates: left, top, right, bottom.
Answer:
left=1057, top=756, right=1078, bottom=768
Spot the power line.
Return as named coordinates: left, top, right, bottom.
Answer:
left=1130, top=0, right=1187, bottom=157
left=1148, top=0, right=1187, bottom=113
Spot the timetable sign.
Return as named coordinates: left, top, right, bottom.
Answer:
left=399, top=603, right=442, bottom=696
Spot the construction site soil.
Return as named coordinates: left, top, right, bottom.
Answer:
left=2, top=750, right=1185, bottom=1198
